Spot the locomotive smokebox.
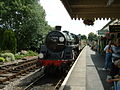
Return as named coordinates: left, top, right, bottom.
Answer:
left=55, top=26, right=62, bottom=31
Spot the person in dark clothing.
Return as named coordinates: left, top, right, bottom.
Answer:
left=106, top=60, right=120, bottom=90
left=108, top=60, right=120, bottom=79
left=106, top=39, right=120, bottom=90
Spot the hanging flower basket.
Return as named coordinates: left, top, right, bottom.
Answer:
left=83, top=19, right=95, bottom=26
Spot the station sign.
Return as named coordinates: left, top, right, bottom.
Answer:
left=98, top=30, right=108, bottom=35
left=109, top=25, right=120, bottom=33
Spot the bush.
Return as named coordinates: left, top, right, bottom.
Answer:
left=15, top=50, right=38, bottom=60
left=1, top=53, right=15, bottom=61
left=0, top=57, right=5, bottom=62
left=15, top=54, right=24, bottom=59
left=27, top=50, right=38, bottom=56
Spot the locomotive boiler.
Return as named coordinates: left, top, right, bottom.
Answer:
left=38, top=26, right=80, bottom=73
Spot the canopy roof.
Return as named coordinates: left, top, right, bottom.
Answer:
left=60, top=0, right=120, bottom=20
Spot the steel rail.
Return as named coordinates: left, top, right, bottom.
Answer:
left=0, top=59, right=41, bottom=83
left=0, top=60, right=37, bottom=74
left=0, top=64, right=38, bottom=83
left=23, top=74, right=45, bottom=90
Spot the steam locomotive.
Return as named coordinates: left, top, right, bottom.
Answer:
left=38, top=26, right=81, bottom=73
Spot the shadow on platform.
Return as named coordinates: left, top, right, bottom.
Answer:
left=91, top=52, right=112, bottom=90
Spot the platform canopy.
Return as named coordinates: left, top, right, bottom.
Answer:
left=60, top=0, right=120, bottom=20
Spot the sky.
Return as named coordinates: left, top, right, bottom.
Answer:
left=39, top=0, right=110, bottom=36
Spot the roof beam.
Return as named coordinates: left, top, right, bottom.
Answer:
left=72, top=13, right=120, bottom=19
left=72, top=7, right=120, bottom=14
left=60, top=0, right=120, bottom=20
left=107, top=0, right=114, bottom=6
left=71, top=4, right=120, bottom=8
left=70, top=0, right=108, bottom=5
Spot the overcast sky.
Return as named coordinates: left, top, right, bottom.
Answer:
left=40, top=0, right=110, bottom=36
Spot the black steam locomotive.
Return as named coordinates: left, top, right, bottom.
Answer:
left=38, top=26, right=81, bottom=73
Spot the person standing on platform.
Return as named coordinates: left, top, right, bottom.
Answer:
left=103, top=40, right=113, bottom=70
left=112, top=38, right=120, bottom=62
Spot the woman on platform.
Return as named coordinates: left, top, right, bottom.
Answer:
left=103, top=40, right=113, bottom=70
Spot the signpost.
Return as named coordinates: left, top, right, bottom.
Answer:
left=98, top=30, right=108, bottom=35
left=109, top=25, right=120, bottom=33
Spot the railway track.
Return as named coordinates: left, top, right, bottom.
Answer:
left=0, top=50, right=81, bottom=90
left=21, top=63, right=72, bottom=90
left=23, top=74, right=45, bottom=90
left=21, top=74, right=62, bottom=90
left=0, top=57, right=41, bottom=89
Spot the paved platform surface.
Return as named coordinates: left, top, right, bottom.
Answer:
left=60, top=46, right=112, bottom=90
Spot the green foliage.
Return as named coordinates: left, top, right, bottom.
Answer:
left=27, top=50, right=38, bottom=56
left=0, top=57, right=5, bottom=62
left=81, top=35, right=87, bottom=40
left=0, top=28, right=4, bottom=50
left=88, top=32, right=98, bottom=41
left=14, top=0, right=51, bottom=51
left=15, top=50, right=38, bottom=60
left=14, top=54, right=23, bottom=60
left=2, top=29, right=17, bottom=53
left=0, top=0, right=52, bottom=52
left=0, top=53, right=15, bottom=61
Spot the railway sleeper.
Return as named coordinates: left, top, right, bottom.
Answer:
left=0, top=73, right=13, bottom=77
left=0, top=78, right=9, bottom=83
left=0, top=84, right=5, bottom=89
left=21, top=74, right=27, bottom=76
left=11, top=70, right=20, bottom=73
left=0, top=64, right=37, bottom=84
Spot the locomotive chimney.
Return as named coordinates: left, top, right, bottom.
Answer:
left=55, top=26, right=61, bottom=31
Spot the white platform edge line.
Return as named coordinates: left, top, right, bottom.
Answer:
left=59, top=46, right=86, bottom=90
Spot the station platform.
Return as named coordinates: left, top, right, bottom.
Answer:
left=60, top=46, right=112, bottom=90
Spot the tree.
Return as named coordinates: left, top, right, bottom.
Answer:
left=2, top=29, right=17, bottom=53
left=0, top=27, right=4, bottom=50
left=0, top=0, right=52, bottom=51
left=88, top=32, right=98, bottom=41
left=81, top=35, right=87, bottom=40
